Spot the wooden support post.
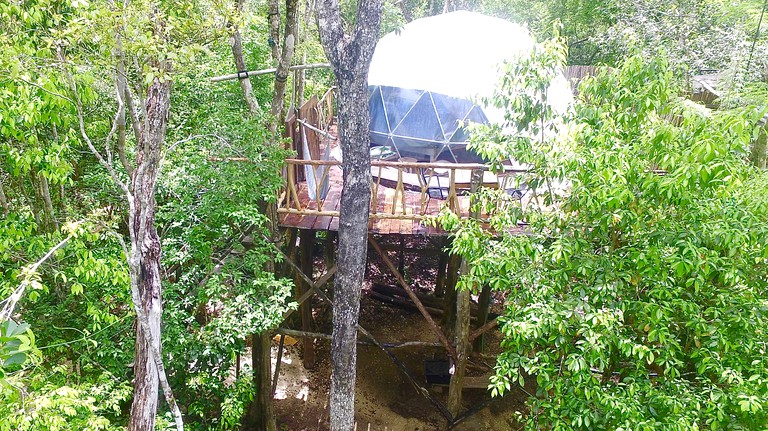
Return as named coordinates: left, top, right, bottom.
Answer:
left=473, top=284, right=492, bottom=353
left=441, top=253, right=460, bottom=334
left=298, top=229, right=316, bottom=369
left=435, top=245, right=449, bottom=298
left=271, top=335, right=286, bottom=396
left=447, top=169, right=482, bottom=419
left=398, top=235, right=405, bottom=275
left=282, top=227, right=298, bottom=278
left=324, top=230, right=336, bottom=269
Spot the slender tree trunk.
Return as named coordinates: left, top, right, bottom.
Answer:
left=38, top=172, right=58, bottom=231
left=398, top=0, right=413, bottom=22
left=316, top=0, right=382, bottom=429
left=447, top=273, right=470, bottom=417
left=245, top=332, right=276, bottom=431
left=751, top=121, right=767, bottom=169
left=268, top=0, right=281, bottom=63
left=269, top=0, right=298, bottom=131
left=0, top=170, right=9, bottom=216
left=127, top=56, right=176, bottom=431
left=230, top=0, right=260, bottom=115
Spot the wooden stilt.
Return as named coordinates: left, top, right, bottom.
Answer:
left=324, top=230, right=337, bottom=269
left=298, top=229, right=316, bottom=369
left=397, top=235, right=405, bottom=275
left=271, top=335, right=286, bottom=396
left=441, top=253, right=460, bottom=334
left=282, top=227, right=298, bottom=278
left=435, top=245, right=449, bottom=297
left=473, top=284, right=492, bottom=353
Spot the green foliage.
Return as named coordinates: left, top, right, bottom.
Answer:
left=0, top=368, right=131, bottom=431
left=443, top=39, right=768, bottom=430
left=1, top=0, right=299, bottom=428
left=0, top=320, right=38, bottom=374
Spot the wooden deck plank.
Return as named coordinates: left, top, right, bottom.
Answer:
left=280, top=163, right=488, bottom=236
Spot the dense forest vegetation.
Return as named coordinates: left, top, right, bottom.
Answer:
left=1, top=0, right=767, bottom=430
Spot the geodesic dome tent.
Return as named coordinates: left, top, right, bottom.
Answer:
left=368, top=11, right=573, bottom=163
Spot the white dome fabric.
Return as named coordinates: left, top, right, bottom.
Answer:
left=367, top=11, right=573, bottom=162
left=369, top=11, right=534, bottom=107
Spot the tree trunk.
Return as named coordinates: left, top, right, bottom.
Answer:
left=447, top=275, right=470, bottom=417
left=268, top=0, right=281, bottom=64
left=269, top=0, right=298, bottom=132
left=398, top=0, right=413, bottom=22
left=230, top=0, right=260, bottom=115
left=127, top=64, right=173, bottom=431
left=244, top=332, right=277, bottom=431
left=39, top=172, right=58, bottom=231
left=0, top=171, right=9, bottom=216
left=316, top=0, right=382, bottom=429
left=751, top=121, right=767, bottom=169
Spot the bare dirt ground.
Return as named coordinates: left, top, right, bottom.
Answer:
left=271, top=234, right=530, bottom=431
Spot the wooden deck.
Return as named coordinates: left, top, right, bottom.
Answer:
left=279, top=91, right=528, bottom=236
left=278, top=163, right=474, bottom=235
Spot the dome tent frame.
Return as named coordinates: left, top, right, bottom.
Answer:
left=368, top=85, right=488, bottom=163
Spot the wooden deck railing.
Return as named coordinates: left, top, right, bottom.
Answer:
left=278, top=158, right=527, bottom=220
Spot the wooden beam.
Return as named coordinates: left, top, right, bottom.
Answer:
left=469, top=317, right=499, bottom=342
left=280, top=265, right=336, bottom=322
left=473, top=284, right=493, bottom=353
left=210, top=63, right=331, bottom=83
left=298, top=229, right=316, bottom=369
left=275, top=328, right=441, bottom=349
left=368, top=235, right=457, bottom=361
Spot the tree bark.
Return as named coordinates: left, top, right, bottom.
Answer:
left=0, top=171, right=9, bottom=216
left=316, top=0, right=382, bottom=429
left=268, top=0, right=281, bottom=64
left=269, top=0, right=298, bottom=132
left=127, top=71, right=172, bottom=431
left=38, top=172, right=58, bottom=232
left=398, top=0, right=413, bottom=22
left=447, top=274, right=470, bottom=417
left=244, top=332, right=276, bottom=431
left=751, top=120, right=767, bottom=169
left=230, top=0, right=260, bottom=115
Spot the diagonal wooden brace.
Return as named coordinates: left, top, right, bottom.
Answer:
left=368, top=235, right=457, bottom=361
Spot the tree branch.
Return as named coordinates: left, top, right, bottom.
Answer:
left=57, top=47, right=131, bottom=198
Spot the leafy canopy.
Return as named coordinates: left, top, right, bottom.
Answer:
left=442, top=40, right=768, bottom=430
